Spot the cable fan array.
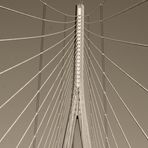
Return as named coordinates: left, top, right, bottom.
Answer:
left=0, top=0, right=148, bottom=148
left=0, top=0, right=76, bottom=147
left=84, top=0, right=148, bottom=148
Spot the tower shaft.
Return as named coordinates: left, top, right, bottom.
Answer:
left=63, top=4, right=92, bottom=148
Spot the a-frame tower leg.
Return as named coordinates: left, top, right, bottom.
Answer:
left=63, top=3, right=92, bottom=148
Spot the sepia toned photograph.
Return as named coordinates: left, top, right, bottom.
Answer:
left=0, top=0, right=148, bottom=147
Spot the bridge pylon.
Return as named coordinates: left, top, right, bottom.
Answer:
left=63, top=3, right=92, bottom=148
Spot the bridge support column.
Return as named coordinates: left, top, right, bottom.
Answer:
left=63, top=3, right=92, bottom=148
left=100, top=2, right=109, bottom=148
left=77, top=4, right=92, bottom=148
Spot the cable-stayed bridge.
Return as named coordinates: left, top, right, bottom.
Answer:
left=0, top=0, right=148, bottom=148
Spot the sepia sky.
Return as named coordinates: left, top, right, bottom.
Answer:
left=0, top=0, right=148, bottom=148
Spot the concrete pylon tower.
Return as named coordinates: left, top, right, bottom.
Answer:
left=63, top=3, right=92, bottom=148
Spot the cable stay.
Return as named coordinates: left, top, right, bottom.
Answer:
left=85, top=38, right=148, bottom=142
left=60, top=47, right=75, bottom=148
left=84, top=0, right=148, bottom=24
left=105, top=90, right=132, bottom=148
left=84, top=46, right=119, bottom=148
left=54, top=59, right=73, bottom=148
left=28, top=54, right=73, bottom=148
left=85, top=27, right=148, bottom=47
left=0, top=5, right=75, bottom=24
left=0, top=33, right=74, bottom=110
left=84, top=56, right=105, bottom=148
left=91, top=102, right=106, bottom=148
left=105, top=114, right=119, bottom=148
left=89, top=63, right=119, bottom=148
left=51, top=71, right=72, bottom=148
left=85, top=49, right=106, bottom=136
left=86, top=51, right=119, bottom=148
left=84, top=42, right=132, bottom=148
left=42, top=71, right=71, bottom=148
left=16, top=40, right=74, bottom=148
left=40, top=0, right=76, bottom=18
left=84, top=51, right=112, bottom=148
left=0, top=24, right=75, bottom=42
left=28, top=42, right=72, bottom=148
left=0, top=37, right=75, bottom=144
left=84, top=34, right=148, bottom=94
left=0, top=30, right=75, bottom=76
left=105, top=74, right=148, bottom=141
left=36, top=57, right=73, bottom=148
left=84, top=60, right=103, bottom=148
left=89, top=100, right=101, bottom=148
left=86, top=57, right=98, bottom=148
left=91, top=112, right=102, bottom=148
left=56, top=67, right=74, bottom=148
left=86, top=74, right=106, bottom=148
left=44, top=92, right=67, bottom=148
left=102, top=0, right=148, bottom=22
left=53, top=82, right=72, bottom=148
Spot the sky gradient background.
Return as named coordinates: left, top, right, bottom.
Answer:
left=0, top=0, right=148, bottom=148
